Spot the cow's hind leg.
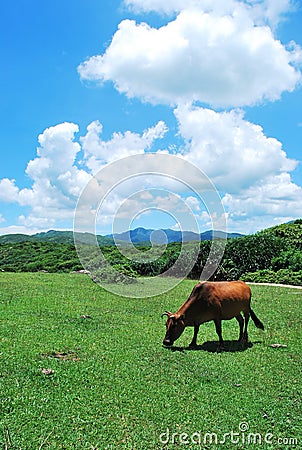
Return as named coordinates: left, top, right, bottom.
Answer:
left=243, top=311, right=250, bottom=343
left=214, top=319, right=224, bottom=352
left=235, top=314, right=244, bottom=342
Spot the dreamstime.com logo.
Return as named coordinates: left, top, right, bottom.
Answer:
left=159, top=422, right=299, bottom=447
left=73, top=153, right=227, bottom=298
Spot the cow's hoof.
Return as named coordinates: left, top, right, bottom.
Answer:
left=189, top=342, right=197, bottom=349
left=239, top=337, right=249, bottom=347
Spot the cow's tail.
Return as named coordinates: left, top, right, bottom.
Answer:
left=250, top=308, right=264, bottom=330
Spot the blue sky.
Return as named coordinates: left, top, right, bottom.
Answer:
left=0, top=0, right=302, bottom=235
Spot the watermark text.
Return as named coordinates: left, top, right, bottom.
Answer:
left=159, top=423, right=298, bottom=446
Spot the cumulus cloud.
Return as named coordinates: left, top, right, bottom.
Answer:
left=124, top=0, right=205, bottom=15
left=0, top=123, right=91, bottom=230
left=0, top=111, right=300, bottom=234
left=250, top=0, right=296, bottom=28
left=0, top=225, right=47, bottom=235
left=15, top=123, right=92, bottom=222
left=222, top=173, right=302, bottom=232
left=100, top=189, right=202, bottom=234
left=0, top=178, right=20, bottom=203
left=25, top=122, right=90, bottom=201
left=124, top=0, right=295, bottom=28
left=80, top=120, right=168, bottom=173
left=79, top=3, right=301, bottom=107
left=174, top=103, right=301, bottom=230
left=176, top=104, right=297, bottom=192
left=0, top=120, right=170, bottom=233
left=185, top=195, right=201, bottom=211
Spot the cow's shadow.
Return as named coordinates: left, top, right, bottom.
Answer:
left=166, top=340, right=262, bottom=353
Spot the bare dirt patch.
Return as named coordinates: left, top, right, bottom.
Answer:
left=42, top=350, right=80, bottom=361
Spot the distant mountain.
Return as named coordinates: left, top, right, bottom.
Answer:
left=0, top=230, right=114, bottom=246
left=0, top=230, right=75, bottom=244
left=0, top=233, right=33, bottom=244
left=201, top=230, right=243, bottom=240
left=0, top=227, right=244, bottom=245
left=107, top=227, right=244, bottom=244
left=34, top=230, right=75, bottom=244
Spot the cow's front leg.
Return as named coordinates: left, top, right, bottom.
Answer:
left=189, top=324, right=200, bottom=348
left=214, top=319, right=224, bottom=352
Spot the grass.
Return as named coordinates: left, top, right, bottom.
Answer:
left=0, top=273, right=301, bottom=449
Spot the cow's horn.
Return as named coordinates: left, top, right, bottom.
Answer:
left=161, top=311, right=171, bottom=318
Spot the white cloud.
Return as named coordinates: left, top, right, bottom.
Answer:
left=0, top=112, right=301, bottom=235
left=185, top=195, right=201, bottom=211
left=0, top=225, right=43, bottom=236
left=124, top=0, right=295, bottom=28
left=79, top=3, right=301, bottom=107
left=224, top=173, right=302, bottom=212
left=80, top=120, right=168, bottom=173
left=124, top=0, right=202, bottom=15
left=177, top=104, right=297, bottom=192
left=172, top=103, right=302, bottom=232
left=250, top=0, right=296, bottom=28
left=0, top=120, right=170, bottom=233
left=0, top=123, right=91, bottom=231
left=18, top=214, right=57, bottom=230
left=100, top=189, right=203, bottom=234
left=222, top=173, right=302, bottom=232
left=0, top=213, right=5, bottom=223
left=24, top=122, right=90, bottom=203
left=0, top=178, right=20, bottom=203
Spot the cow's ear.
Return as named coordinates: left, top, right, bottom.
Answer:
left=179, top=314, right=185, bottom=321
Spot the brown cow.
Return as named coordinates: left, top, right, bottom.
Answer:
left=162, top=280, right=264, bottom=350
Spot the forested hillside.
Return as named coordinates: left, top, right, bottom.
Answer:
left=1, top=220, right=302, bottom=285
left=0, top=230, right=114, bottom=246
left=0, top=242, right=82, bottom=273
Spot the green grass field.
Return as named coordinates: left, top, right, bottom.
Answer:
left=0, top=273, right=301, bottom=449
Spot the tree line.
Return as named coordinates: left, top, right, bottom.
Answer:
left=1, top=220, right=302, bottom=285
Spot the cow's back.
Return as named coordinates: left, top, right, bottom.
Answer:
left=206, top=281, right=251, bottom=319
left=183, top=281, right=251, bottom=323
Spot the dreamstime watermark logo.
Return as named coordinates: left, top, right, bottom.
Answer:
left=73, top=153, right=227, bottom=298
left=159, top=422, right=299, bottom=447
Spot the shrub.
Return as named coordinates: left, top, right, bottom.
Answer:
left=91, top=266, right=138, bottom=285
left=272, top=250, right=302, bottom=272
left=241, top=269, right=302, bottom=286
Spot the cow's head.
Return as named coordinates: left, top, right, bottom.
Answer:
left=161, top=311, right=185, bottom=346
